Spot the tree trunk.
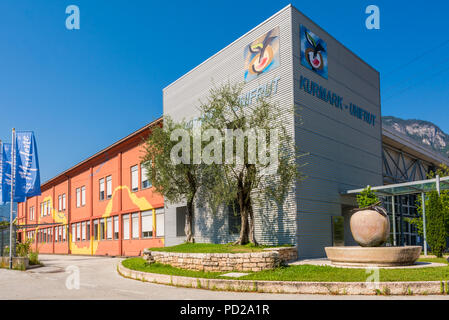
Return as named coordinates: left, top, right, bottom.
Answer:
left=247, top=201, right=258, bottom=245
left=233, top=189, right=258, bottom=245
left=185, top=198, right=195, bottom=243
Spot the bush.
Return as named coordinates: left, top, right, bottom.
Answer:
left=427, top=191, right=446, bottom=258
left=2, top=246, right=9, bottom=257
left=28, top=250, right=40, bottom=265
left=356, top=186, right=379, bottom=208
left=16, top=239, right=32, bottom=257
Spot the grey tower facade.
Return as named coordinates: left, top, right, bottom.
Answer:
left=163, top=4, right=382, bottom=258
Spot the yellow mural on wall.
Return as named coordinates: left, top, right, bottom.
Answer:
left=69, top=185, right=158, bottom=255
left=28, top=184, right=162, bottom=255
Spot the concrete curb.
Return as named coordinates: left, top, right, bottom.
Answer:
left=117, top=262, right=449, bottom=296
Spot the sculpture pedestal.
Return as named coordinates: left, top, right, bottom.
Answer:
left=325, top=246, right=422, bottom=267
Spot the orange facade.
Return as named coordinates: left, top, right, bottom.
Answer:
left=16, top=119, right=165, bottom=256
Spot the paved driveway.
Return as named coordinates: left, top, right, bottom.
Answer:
left=0, top=254, right=448, bottom=300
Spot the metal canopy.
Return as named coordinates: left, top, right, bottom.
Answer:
left=346, top=175, right=449, bottom=196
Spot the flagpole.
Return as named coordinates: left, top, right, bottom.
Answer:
left=9, top=128, right=15, bottom=269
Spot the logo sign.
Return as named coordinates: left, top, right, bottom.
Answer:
left=300, top=25, right=328, bottom=79
left=244, top=27, right=280, bottom=82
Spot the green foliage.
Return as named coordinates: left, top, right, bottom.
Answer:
left=356, top=186, right=379, bottom=208
left=2, top=246, right=9, bottom=257
left=426, top=191, right=447, bottom=257
left=28, top=250, right=40, bottom=265
left=143, top=117, right=206, bottom=242
left=16, top=239, right=32, bottom=257
left=407, top=164, right=449, bottom=240
left=197, top=82, right=306, bottom=244
left=122, top=257, right=449, bottom=282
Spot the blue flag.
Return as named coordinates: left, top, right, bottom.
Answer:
left=0, top=143, right=3, bottom=205
left=14, top=131, right=41, bottom=201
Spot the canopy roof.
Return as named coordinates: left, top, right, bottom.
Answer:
left=346, top=176, right=449, bottom=196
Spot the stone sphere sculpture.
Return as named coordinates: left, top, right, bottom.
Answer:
left=350, top=205, right=390, bottom=247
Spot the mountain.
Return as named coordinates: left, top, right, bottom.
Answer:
left=382, top=116, right=449, bottom=158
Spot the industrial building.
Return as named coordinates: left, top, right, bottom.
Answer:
left=16, top=4, right=449, bottom=258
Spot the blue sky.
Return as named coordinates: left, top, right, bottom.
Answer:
left=0, top=0, right=448, bottom=182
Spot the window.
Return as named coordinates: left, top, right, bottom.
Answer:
left=106, top=176, right=112, bottom=199
left=59, top=226, right=62, bottom=242
left=228, top=201, right=241, bottom=235
left=132, top=213, right=139, bottom=239
left=113, top=216, right=119, bottom=240
left=76, top=188, right=81, bottom=207
left=106, top=217, right=112, bottom=240
left=62, top=194, right=66, bottom=211
left=76, top=222, right=81, bottom=241
left=141, top=210, right=153, bottom=238
left=81, top=222, right=86, bottom=241
left=87, top=221, right=90, bottom=241
left=81, top=186, right=86, bottom=206
left=44, top=201, right=47, bottom=216
left=176, top=206, right=194, bottom=237
left=55, top=227, right=58, bottom=242
left=94, top=219, right=99, bottom=240
left=141, top=162, right=151, bottom=189
left=29, top=207, right=34, bottom=221
left=99, top=178, right=105, bottom=201
left=123, top=214, right=130, bottom=240
left=156, top=208, right=165, bottom=237
left=63, top=225, right=66, bottom=242
left=58, top=195, right=62, bottom=212
left=71, top=225, right=75, bottom=242
left=40, top=203, right=44, bottom=217
left=100, top=219, right=105, bottom=240
left=131, top=165, right=138, bottom=192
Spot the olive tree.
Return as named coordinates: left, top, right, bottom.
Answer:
left=198, top=83, right=305, bottom=245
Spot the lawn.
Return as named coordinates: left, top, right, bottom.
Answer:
left=148, top=242, right=291, bottom=253
left=122, top=257, right=449, bottom=282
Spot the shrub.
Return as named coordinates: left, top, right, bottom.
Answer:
left=3, top=246, right=9, bottom=257
left=29, top=250, right=40, bottom=265
left=356, top=186, right=379, bottom=208
left=16, top=239, right=32, bottom=257
left=426, top=191, right=446, bottom=258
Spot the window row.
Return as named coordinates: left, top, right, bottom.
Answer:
left=58, top=194, right=67, bottom=212
left=131, top=162, right=152, bottom=192
left=70, top=208, right=164, bottom=242
left=40, top=200, right=51, bottom=217
left=29, top=225, right=68, bottom=243
left=76, top=186, right=86, bottom=207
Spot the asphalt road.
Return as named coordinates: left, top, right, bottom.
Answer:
left=0, top=254, right=448, bottom=300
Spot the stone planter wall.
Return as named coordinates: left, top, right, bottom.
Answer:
left=0, top=257, right=29, bottom=270
left=142, top=246, right=297, bottom=272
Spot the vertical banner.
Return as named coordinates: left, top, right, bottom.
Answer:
left=0, top=141, right=2, bottom=205
left=1, top=143, right=13, bottom=202
left=14, top=131, right=41, bottom=201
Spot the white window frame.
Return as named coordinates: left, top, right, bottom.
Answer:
left=81, top=186, right=86, bottom=206
left=76, top=188, right=81, bottom=208
left=156, top=208, right=165, bottom=237
left=131, top=165, right=138, bottom=192
left=81, top=221, right=86, bottom=241
left=131, top=213, right=139, bottom=239
left=106, top=175, right=112, bottom=199
left=123, top=214, right=130, bottom=240
left=62, top=194, right=66, bottom=211
left=141, top=210, right=153, bottom=238
left=99, top=178, right=105, bottom=201
left=106, top=217, right=112, bottom=240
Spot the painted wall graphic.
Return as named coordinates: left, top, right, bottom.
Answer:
left=300, top=25, right=328, bottom=79
left=244, top=27, right=280, bottom=82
